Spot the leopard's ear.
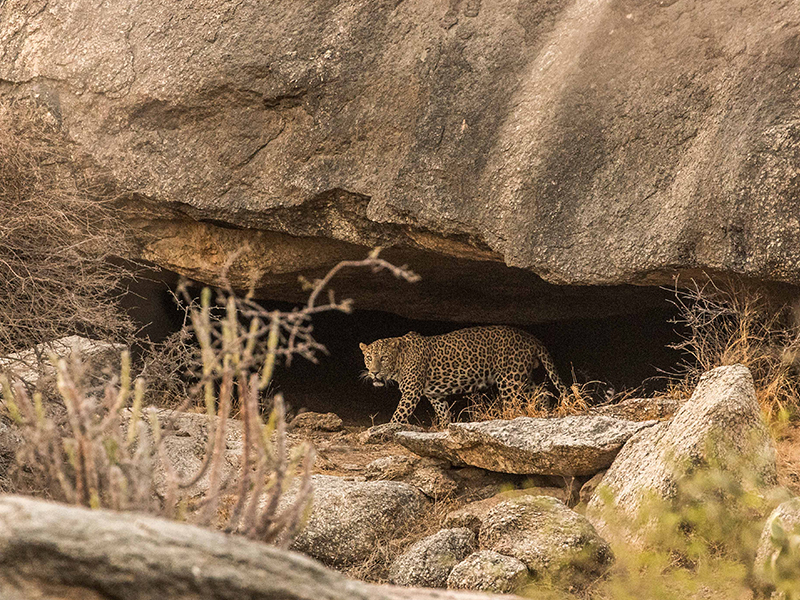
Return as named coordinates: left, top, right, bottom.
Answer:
left=359, top=342, right=367, bottom=351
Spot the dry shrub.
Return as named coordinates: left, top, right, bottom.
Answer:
left=582, top=445, right=791, bottom=600
left=2, top=250, right=419, bottom=548
left=465, top=383, right=591, bottom=422
left=668, top=280, right=800, bottom=421
left=0, top=98, right=134, bottom=355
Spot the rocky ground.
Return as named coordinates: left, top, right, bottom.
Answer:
left=3, top=351, right=800, bottom=599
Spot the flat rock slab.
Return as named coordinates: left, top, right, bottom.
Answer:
left=398, top=416, right=657, bottom=476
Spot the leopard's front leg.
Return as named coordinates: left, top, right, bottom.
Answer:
left=390, top=383, right=423, bottom=424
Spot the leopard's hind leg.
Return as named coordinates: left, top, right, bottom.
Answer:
left=428, top=396, right=452, bottom=427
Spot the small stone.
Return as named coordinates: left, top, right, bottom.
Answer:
left=364, top=456, right=418, bottom=480
left=359, top=422, right=424, bottom=444
left=364, top=456, right=458, bottom=500
left=290, top=411, right=343, bottom=431
left=389, top=528, right=478, bottom=588
left=447, top=550, right=530, bottom=593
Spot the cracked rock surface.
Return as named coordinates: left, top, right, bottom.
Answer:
left=3, top=0, right=800, bottom=322
left=397, top=416, right=657, bottom=476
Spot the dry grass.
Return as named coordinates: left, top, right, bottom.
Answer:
left=464, top=382, right=593, bottom=422
left=667, top=280, right=800, bottom=421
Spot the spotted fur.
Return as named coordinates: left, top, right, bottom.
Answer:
left=359, top=326, right=568, bottom=425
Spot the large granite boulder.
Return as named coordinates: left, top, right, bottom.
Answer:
left=2, top=1, right=800, bottom=323
left=587, top=365, right=778, bottom=536
left=389, top=528, right=478, bottom=588
left=479, top=495, right=612, bottom=589
left=0, top=495, right=519, bottom=600
left=287, top=475, right=430, bottom=567
left=397, top=416, right=656, bottom=476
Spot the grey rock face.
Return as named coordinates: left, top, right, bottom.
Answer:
left=754, top=497, right=800, bottom=595
left=0, top=495, right=520, bottom=600
left=4, top=1, right=800, bottom=324
left=587, top=365, right=778, bottom=536
left=398, top=416, right=656, bottom=476
left=447, top=551, right=530, bottom=594
left=480, top=495, right=612, bottom=589
left=390, top=528, right=478, bottom=588
left=289, top=475, right=430, bottom=567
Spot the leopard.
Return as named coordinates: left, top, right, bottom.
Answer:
left=359, top=325, right=568, bottom=426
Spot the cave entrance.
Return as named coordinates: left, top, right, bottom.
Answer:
left=259, top=296, right=685, bottom=427
left=120, top=264, right=688, bottom=427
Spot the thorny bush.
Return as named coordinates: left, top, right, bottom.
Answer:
left=2, top=249, right=419, bottom=546
left=0, top=98, right=135, bottom=357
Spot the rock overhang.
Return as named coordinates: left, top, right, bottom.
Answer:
left=2, top=0, right=800, bottom=323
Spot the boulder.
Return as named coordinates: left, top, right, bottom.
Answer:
left=5, top=1, right=800, bottom=324
left=444, top=488, right=572, bottom=533
left=480, top=495, right=612, bottom=589
left=287, top=475, right=430, bottom=567
left=365, top=456, right=459, bottom=499
left=290, top=411, right=343, bottom=432
left=390, top=528, right=478, bottom=588
left=447, top=551, right=530, bottom=594
left=754, top=497, right=800, bottom=595
left=397, top=416, right=657, bottom=476
left=587, top=365, right=778, bottom=535
left=150, top=409, right=244, bottom=500
left=0, top=495, right=520, bottom=600
left=0, top=335, right=124, bottom=392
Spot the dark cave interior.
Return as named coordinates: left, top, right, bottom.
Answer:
left=122, top=267, right=686, bottom=426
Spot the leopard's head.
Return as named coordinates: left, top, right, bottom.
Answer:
left=359, top=338, right=403, bottom=387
